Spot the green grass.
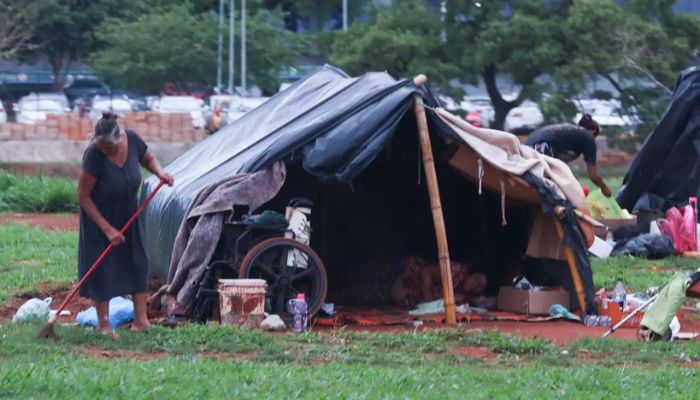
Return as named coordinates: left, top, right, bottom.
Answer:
left=591, top=256, right=698, bottom=291
left=0, top=323, right=699, bottom=398
left=0, top=224, right=77, bottom=303
left=0, top=172, right=78, bottom=213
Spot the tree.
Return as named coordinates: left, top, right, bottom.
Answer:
left=0, top=4, right=33, bottom=58
left=329, top=2, right=457, bottom=85
left=263, top=0, right=369, bottom=32
left=9, top=0, right=148, bottom=89
left=88, top=4, right=304, bottom=94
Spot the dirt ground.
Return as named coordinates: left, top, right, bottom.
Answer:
left=0, top=213, right=79, bottom=232
left=0, top=283, right=92, bottom=323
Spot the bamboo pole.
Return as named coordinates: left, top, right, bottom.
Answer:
left=553, top=217, right=588, bottom=313
left=413, top=74, right=456, bottom=324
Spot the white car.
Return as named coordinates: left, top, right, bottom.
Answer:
left=156, top=96, right=206, bottom=129
left=505, top=101, right=544, bottom=131
left=19, top=93, right=70, bottom=111
left=574, top=100, right=638, bottom=131
left=224, top=96, right=269, bottom=125
left=89, top=98, right=133, bottom=120
left=0, top=102, right=6, bottom=123
left=16, top=99, right=66, bottom=124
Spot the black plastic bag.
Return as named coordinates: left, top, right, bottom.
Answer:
left=611, top=233, right=675, bottom=259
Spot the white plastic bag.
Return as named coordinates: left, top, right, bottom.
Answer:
left=12, top=297, right=52, bottom=322
left=75, top=296, right=134, bottom=329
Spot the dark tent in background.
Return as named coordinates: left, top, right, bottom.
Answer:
left=617, top=66, right=700, bottom=213
left=140, top=65, right=598, bottom=321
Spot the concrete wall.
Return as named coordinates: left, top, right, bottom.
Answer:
left=0, top=112, right=206, bottom=163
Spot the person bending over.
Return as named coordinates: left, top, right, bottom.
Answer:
left=525, top=113, right=612, bottom=197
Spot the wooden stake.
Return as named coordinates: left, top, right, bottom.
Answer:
left=553, top=217, right=587, bottom=313
left=413, top=74, right=456, bottom=324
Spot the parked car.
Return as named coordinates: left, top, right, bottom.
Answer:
left=64, top=79, right=110, bottom=105
left=156, top=96, right=206, bottom=129
left=574, top=99, right=638, bottom=131
left=89, top=97, right=134, bottom=120
left=0, top=102, right=6, bottom=123
left=504, top=101, right=544, bottom=131
left=460, top=96, right=494, bottom=127
left=224, top=96, right=269, bottom=125
left=16, top=99, right=66, bottom=124
left=18, top=93, right=71, bottom=112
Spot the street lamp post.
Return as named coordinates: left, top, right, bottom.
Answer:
left=216, top=0, right=224, bottom=91
left=241, top=0, right=247, bottom=91
left=343, top=0, right=348, bottom=32
left=228, top=0, right=235, bottom=94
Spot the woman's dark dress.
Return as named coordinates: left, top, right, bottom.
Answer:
left=78, top=130, right=149, bottom=301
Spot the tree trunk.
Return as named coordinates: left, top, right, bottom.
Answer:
left=49, top=53, right=64, bottom=92
left=482, top=63, right=519, bottom=131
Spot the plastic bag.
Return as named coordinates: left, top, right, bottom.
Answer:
left=657, top=206, right=697, bottom=253
left=588, top=188, right=625, bottom=219
left=12, top=297, right=52, bottom=322
left=611, top=233, right=675, bottom=259
left=76, top=296, right=134, bottom=329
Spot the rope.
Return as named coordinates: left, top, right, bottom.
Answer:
left=477, top=158, right=484, bottom=195
left=500, top=177, right=507, bottom=226
left=414, top=97, right=437, bottom=111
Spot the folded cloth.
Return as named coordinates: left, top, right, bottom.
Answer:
left=409, top=299, right=470, bottom=316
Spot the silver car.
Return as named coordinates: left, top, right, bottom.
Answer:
left=156, top=96, right=206, bottom=129
left=16, top=99, right=66, bottom=124
left=89, top=98, right=134, bottom=120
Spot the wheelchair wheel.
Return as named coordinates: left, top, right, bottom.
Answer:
left=238, top=237, right=327, bottom=316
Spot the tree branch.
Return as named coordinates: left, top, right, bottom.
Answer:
left=0, top=10, right=32, bottom=57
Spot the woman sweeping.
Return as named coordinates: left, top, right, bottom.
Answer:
left=77, top=112, right=173, bottom=339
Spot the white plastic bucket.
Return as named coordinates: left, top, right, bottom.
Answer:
left=218, top=279, right=267, bottom=326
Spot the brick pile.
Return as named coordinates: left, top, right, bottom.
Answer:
left=0, top=112, right=206, bottom=142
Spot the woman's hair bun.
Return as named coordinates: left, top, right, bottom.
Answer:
left=101, top=111, right=118, bottom=120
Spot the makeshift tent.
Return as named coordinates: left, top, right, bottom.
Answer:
left=618, top=66, right=700, bottom=212
left=140, top=65, right=598, bottom=320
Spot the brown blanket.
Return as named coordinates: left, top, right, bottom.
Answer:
left=159, top=162, right=286, bottom=316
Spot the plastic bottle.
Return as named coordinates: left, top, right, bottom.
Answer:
left=613, top=278, right=627, bottom=309
left=292, top=293, right=308, bottom=333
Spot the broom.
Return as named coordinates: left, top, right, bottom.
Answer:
left=38, top=179, right=166, bottom=339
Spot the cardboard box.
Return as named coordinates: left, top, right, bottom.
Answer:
left=497, top=286, right=570, bottom=315
left=594, top=216, right=637, bottom=239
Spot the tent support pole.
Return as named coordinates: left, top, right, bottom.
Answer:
left=553, top=217, right=587, bottom=313
left=413, top=74, right=456, bottom=324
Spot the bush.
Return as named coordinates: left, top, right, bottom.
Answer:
left=0, top=172, right=78, bottom=213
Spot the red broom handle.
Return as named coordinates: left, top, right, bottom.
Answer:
left=53, top=179, right=166, bottom=316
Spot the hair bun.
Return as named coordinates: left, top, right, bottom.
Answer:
left=101, top=111, right=118, bottom=120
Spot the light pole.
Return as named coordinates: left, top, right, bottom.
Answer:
left=228, top=0, right=235, bottom=94
left=241, top=0, right=247, bottom=91
left=216, top=0, right=224, bottom=91
left=343, top=0, right=348, bottom=32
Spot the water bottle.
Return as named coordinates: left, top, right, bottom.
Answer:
left=613, top=278, right=627, bottom=309
left=292, top=293, right=308, bottom=333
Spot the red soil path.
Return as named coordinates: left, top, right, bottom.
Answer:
left=0, top=213, right=79, bottom=231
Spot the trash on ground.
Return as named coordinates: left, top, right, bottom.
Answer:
left=588, top=236, right=613, bottom=258
left=13, top=297, right=52, bottom=323
left=611, top=233, right=675, bottom=259
left=49, top=310, right=71, bottom=317
left=548, top=304, right=581, bottom=322
left=75, top=296, right=134, bottom=329
left=259, top=314, right=285, bottom=331
left=497, top=286, right=569, bottom=315
left=408, top=299, right=470, bottom=316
